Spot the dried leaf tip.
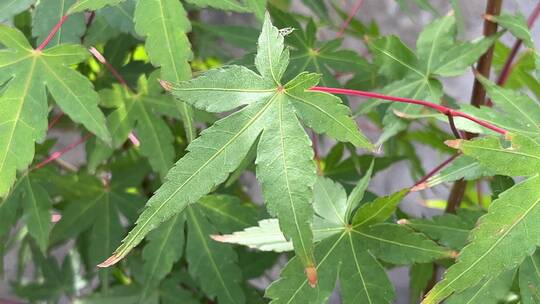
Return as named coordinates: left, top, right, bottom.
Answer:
left=484, top=14, right=495, bottom=22
left=397, top=218, right=410, bottom=225
left=159, top=79, right=173, bottom=91
left=97, top=254, right=121, bottom=268
left=305, top=266, right=318, bottom=288
left=210, top=234, right=228, bottom=242
left=445, top=139, right=463, bottom=150
left=88, top=47, right=106, bottom=64
left=410, top=183, right=428, bottom=192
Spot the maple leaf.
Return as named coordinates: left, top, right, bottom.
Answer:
left=67, top=0, right=127, bottom=13
left=32, top=0, right=86, bottom=47
left=417, top=155, right=494, bottom=190
left=426, top=59, right=540, bottom=301
left=12, top=240, right=77, bottom=302
left=406, top=209, right=484, bottom=250
left=0, top=26, right=110, bottom=197
left=444, top=269, right=515, bottom=304
left=0, top=0, right=35, bottom=22
left=368, top=15, right=497, bottom=143
left=217, top=176, right=450, bottom=303
left=519, top=249, right=540, bottom=304
left=139, top=195, right=256, bottom=303
left=100, top=13, right=371, bottom=283
left=423, top=174, right=540, bottom=303
left=269, top=6, right=374, bottom=88
left=97, top=74, right=176, bottom=178
left=458, top=75, right=540, bottom=139
left=0, top=172, right=53, bottom=253
left=424, top=116, right=540, bottom=302
left=133, top=0, right=196, bottom=142
left=187, top=0, right=267, bottom=19
left=49, top=161, right=145, bottom=290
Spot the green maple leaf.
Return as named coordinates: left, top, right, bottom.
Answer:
left=0, top=26, right=110, bottom=197
left=434, top=94, right=540, bottom=300
left=187, top=0, right=267, bottom=18
left=13, top=241, right=76, bottom=302
left=269, top=6, right=374, bottom=88
left=0, top=0, right=35, bottom=22
left=185, top=205, right=245, bottom=304
left=489, top=12, right=534, bottom=49
left=406, top=209, right=483, bottom=250
left=1, top=172, right=53, bottom=253
left=68, top=0, right=127, bottom=13
left=50, top=170, right=145, bottom=286
left=139, top=195, right=256, bottom=303
left=33, top=0, right=86, bottom=47
left=423, top=174, right=540, bottom=303
left=459, top=75, right=540, bottom=139
left=519, top=249, right=540, bottom=304
left=98, top=74, right=176, bottom=179
left=444, top=269, right=514, bottom=304
left=220, top=176, right=449, bottom=303
left=102, top=13, right=371, bottom=279
left=368, top=15, right=497, bottom=143
left=449, top=133, right=540, bottom=177
left=420, top=155, right=494, bottom=190
left=133, top=0, right=196, bottom=143
left=139, top=214, right=185, bottom=302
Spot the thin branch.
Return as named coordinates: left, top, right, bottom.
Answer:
left=336, top=0, right=364, bottom=38
left=36, top=15, right=69, bottom=50
left=469, top=0, right=503, bottom=108
left=48, top=112, right=64, bottom=130
left=444, top=0, right=503, bottom=221
left=410, top=154, right=460, bottom=192
left=310, top=86, right=507, bottom=135
left=445, top=180, right=467, bottom=214
left=88, top=46, right=140, bottom=146
left=80, top=11, right=96, bottom=44
left=89, top=47, right=129, bottom=88
left=31, top=134, right=92, bottom=170
left=495, top=1, right=540, bottom=86
left=446, top=114, right=462, bottom=139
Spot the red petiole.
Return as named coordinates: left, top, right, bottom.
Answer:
left=310, top=86, right=508, bottom=135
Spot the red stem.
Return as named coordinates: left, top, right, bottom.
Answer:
left=336, top=0, right=364, bottom=38
left=310, top=86, right=507, bottom=135
left=495, top=1, right=540, bottom=86
left=88, top=47, right=140, bottom=145
left=48, top=112, right=64, bottom=130
left=89, top=47, right=129, bottom=87
left=32, top=134, right=93, bottom=170
left=36, top=15, right=69, bottom=50
left=410, top=154, right=460, bottom=192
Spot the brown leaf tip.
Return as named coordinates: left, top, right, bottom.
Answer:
left=210, top=234, right=228, bottom=243
left=410, top=182, right=428, bottom=192
left=450, top=250, right=459, bottom=259
left=159, top=79, right=173, bottom=92
left=397, top=219, right=410, bottom=225
left=97, top=254, right=121, bottom=268
left=445, top=139, right=463, bottom=150
left=88, top=47, right=106, bottom=64
left=305, top=266, right=318, bottom=288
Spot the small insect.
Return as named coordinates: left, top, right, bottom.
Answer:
left=279, top=27, right=296, bottom=36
